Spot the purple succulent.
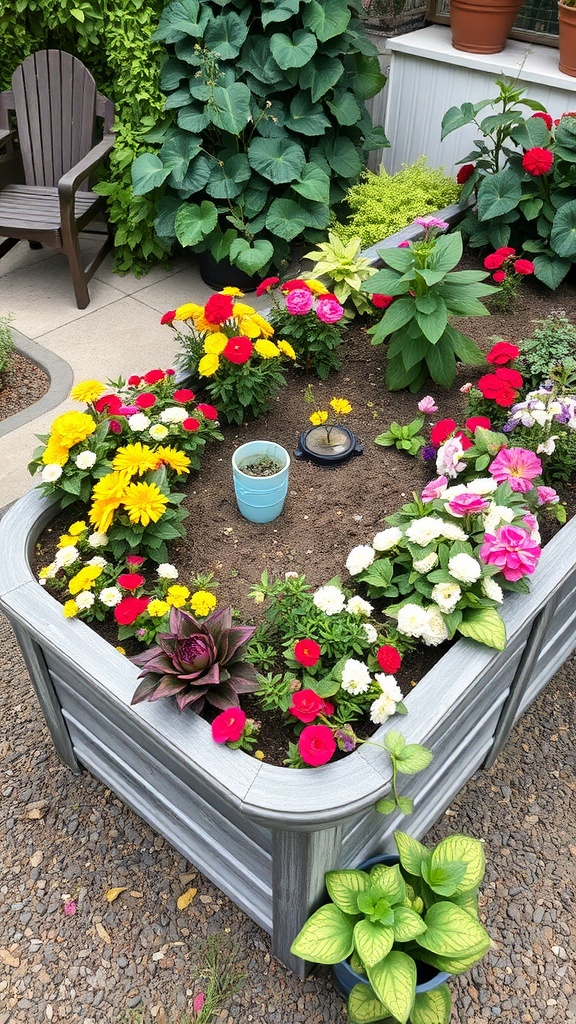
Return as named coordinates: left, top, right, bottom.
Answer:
left=130, top=605, right=258, bottom=713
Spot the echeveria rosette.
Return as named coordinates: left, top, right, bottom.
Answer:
left=130, top=605, right=258, bottom=713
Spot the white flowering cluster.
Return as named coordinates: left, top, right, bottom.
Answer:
left=339, top=658, right=403, bottom=725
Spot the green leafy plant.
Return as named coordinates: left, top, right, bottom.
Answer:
left=363, top=220, right=494, bottom=392
left=442, top=79, right=576, bottom=289
left=303, top=232, right=379, bottom=316
left=266, top=277, right=346, bottom=379
left=375, top=418, right=426, bottom=456
left=0, top=312, right=14, bottom=374
left=290, top=829, right=491, bottom=1024
left=130, top=0, right=387, bottom=278
left=516, top=310, right=576, bottom=390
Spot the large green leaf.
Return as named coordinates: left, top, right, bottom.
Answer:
left=154, top=194, right=181, bottom=240
left=302, top=0, right=351, bottom=41
left=362, top=267, right=403, bottom=295
left=369, top=864, right=406, bottom=907
left=291, top=163, right=331, bottom=204
left=416, top=943, right=490, bottom=976
left=161, top=135, right=202, bottom=187
left=457, top=607, right=506, bottom=650
left=248, top=136, right=306, bottom=183
left=205, top=12, right=249, bottom=59
left=427, top=230, right=463, bottom=273
left=421, top=861, right=467, bottom=897
left=416, top=299, right=448, bottom=345
left=550, top=200, right=576, bottom=257
left=180, top=153, right=213, bottom=193
left=299, top=55, right=344, bottom=103
left=177, top=103, right=210, bottom=134
left=326, top=869, right=370, bottom=914
left=553, top=116, right=576, bottom=161
left=510, top=115, right=550, bottom=150
left=440, top=99, right=488, bottom=139
left=417, top=903, right=490, bottom=957
left=393, top=906, right=427, bottom=942
left=430, top=835, right=485, bottom=895
left=367, top=951, right=416, bottom=1024
left=444, top=325, right=485, bottom=365
left=393, top=832, right=428, bottom=878
left=347, top=983, right=392, bottom=1024
left=323, top=136, right=363, bottom=178
left=270, top=29, right=318, bottom=69
left=380, top=247, right=414, bottom=272
left=154, top=0, right=209, bottom=43
left=131, top=153, right=170, bottom=195
left=410, top=985, right=452, bottom=1024
left=174, top=201, right=218, bottom=247
left=287, top=93, right=331, bottom=136
left=425, top=337, right=457, bottom=388
left=477, top=169, right=522, bottom=221
left=261, top=0, right=300, bottom=28
left=238, top=35, right=286, bottom=84
left=369, top=298, right=416, bottom=343
left=354, top=920, right=395, bottom=968
left=229, top=237, right=274, bottom=274
left=328, top=88, right=362, bottom=126
left=352, top=52, right=387, bottom=100
left=211, top=83, right=252, bottom=134
left=532, top=253, right=571, bottom=289
left=289, top=904, right=355, bottom=963
left=205, top=156, right=248, bottom=200
left=160, top=55, right=189, bottom=91
left=266, top=198, right=309, bottom=240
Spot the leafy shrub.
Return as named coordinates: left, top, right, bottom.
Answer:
left=516, top=310, right=576, bottom=390
left=0, top=313, right=14, bottom=374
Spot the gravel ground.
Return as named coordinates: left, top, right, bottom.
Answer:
left=1, top=610, right=574, bottom=1024
left=0, top=353, right=49, bottom=422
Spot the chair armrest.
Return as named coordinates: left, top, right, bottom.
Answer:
left=58, top=134, right=116, bottom=201
left=0, top=127, right=15, bottom=151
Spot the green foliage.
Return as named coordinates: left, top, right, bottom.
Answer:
left=0, top=312, right=14, bottom=374
left=131, top=0, right=387, bottom=276
left=269, top=301, right=344, bottom=378
left=200, top=357, right=288, bottom=426
left=303, top=232, right=379, bottom=317
left=375, top=418, right=426, bottom=456
left=331, top=159, right=461, bottom=249
left=516, top=310, right=576, bottom=390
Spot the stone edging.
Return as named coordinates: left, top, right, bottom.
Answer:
left=0, top=329, right=73, bottom=439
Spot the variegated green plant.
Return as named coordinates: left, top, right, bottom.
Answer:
left=303, top=232, right=379, bottom=317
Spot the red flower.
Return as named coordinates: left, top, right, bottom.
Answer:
left=456, top=431, right=474, bottom=450
left=290, top=690, right=327, bottom=723
left=495, top=366, right=523, bottom=388
left=117, top=573, right=145, bottom=591
left=173, top=388, right=195, bottom=403
left=135, top=392, right=156, bottom=409
left=204, top=293, right=234, bottom=324
left=281, top=279, right=311, bottom=293
left=160, top=310, right=176, bottom=325
left=477, top=374, right=519, bottom=408
left=223, top=336, right=253, bottom=364
left=182, top=417, right=200, bottom=431
left=211, top=708, right=247, bottom=743
left=298, top=724, right=337, bottom=766
left=196, top=403, right=218, bottom=420
left=495, top=247, right=516, bottom=258
left=114, top=596, right=150, bottom=625
left=126, top=555, right=146, bottom=567
left=465, top=415, right=491, bottom=433
left=109, top=419, right=123, bottom=433
left=484, top=252, right=505, bottom=270
left=493, top=271, right=507, bottom=284
left=143, top=369, right=166, bottom=385
left=456, top=163, right=475, bottom=184
left=522, top=147, right=554, bottom=176
left=294, top=638, right=321, bottom=667
left=430, top=418, right=457, bottom=447
left=486, top=341, right=519, bottom=365
left=372, top=294, right=394, bottom=309
left=531, top=111, right=553, bottom=131
left=377, top=645, right=402, bottom=674
left=513, top=259, right=535, bottom=275
left=127, top=375, right=142, bottom=386
left=255, top=276, right=280, bottom=297
left=166, top=369, right=175, bottom=376
left=94, top=393, right=122, bottom=414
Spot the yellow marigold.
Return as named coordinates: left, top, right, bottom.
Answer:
left=50, top=411, right=97, bottom=448
left=277, top=340, right=296, bottom=360
left=89, top=500, right=118, bottom=534
left=147, top=598, right=170, bottom=618
left=204, top=332, right=228, bottom=356
left=237, top=316, right=262, bottom=339
left=198, top=352, right=220, bottom=377
left=57, top=534, right=76, bottom=548
left=251, top=313, right=274, bottom=338
left=70, top=379, right=106, bottom=404
left=63, top=599, right=79, bottom=618
left=232, top=302, right=256, bottom=316
left=174, top=302, right=204, bottom=321
left=122, top=481, right=169, bottom=526
left=220, top=287, right=244, bottom=297
left=304, top=279, right=329, bottom=295
left=68, top=520, right=87, bottom=536
left=155, top=446, right=191, bottom=475
left=166, top=584, right=191, bottom=608
left=310, top=410, right=328, bottom=426
left=42, top=439, right=70, bottom=467
left=89, top=471, right=130, bottom=532
left=194, top=314, right=215, bottom=332
left=330, top=397, right=352, bottom=416
left=254, top=339, right=280, bottom=359
left=112, top=442, right=159, bottom=477
left=68, top=564, right=103, bottom=595
left=189, top=590, right=217, bottom=617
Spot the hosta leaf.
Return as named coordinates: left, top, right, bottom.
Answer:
left=392, top=905, right=427, bottom=942
left=289, top=904, right=355, bottom=963
left=347, top=983, right=392, bottom=1024
left=418, top=902, right=490, bottom=957
left=457, top=607, right=506, bottom=650
left=354, top=920, right=395, bottom=968
left=326, top=869, right=370, bottom=914
left=367, top=951, right=416, bottom=1024
left=369, top=864, right=406, bottom=906
left=410, top=984, right=452, bottom=1024
left=430, top=834, right=485, bottom=895
left=393, top=831, right=429, bottom=877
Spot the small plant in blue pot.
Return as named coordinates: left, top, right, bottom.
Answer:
left=290, top=830, right=491, bottom=1024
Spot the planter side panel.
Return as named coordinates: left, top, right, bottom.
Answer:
left=518, top=570, right=576, bottom=717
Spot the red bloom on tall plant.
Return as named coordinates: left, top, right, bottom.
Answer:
left=522, top=147, right=554, bottom=176
left=204, top=293, right=234, bottom=324
left=222, top=336, right=253, bottom=364
left=456, top=163, right=475, bottom=184
left=513, top=259, right=535, bottom=275
left=294, top=638, right=321, bottom=667
left=531, top=111, right=553, bottom=131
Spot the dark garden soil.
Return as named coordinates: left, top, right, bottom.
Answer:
left=0, top=351, right=49, bottom=421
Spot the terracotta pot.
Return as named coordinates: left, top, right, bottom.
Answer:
left=559, top=2, right=576, bottom=77
left=450, top=0, right=524, bottom=53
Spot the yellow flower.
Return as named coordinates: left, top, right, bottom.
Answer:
left=238, top=316, right=262, bottom=339
left=251, top=313, right=274, bottom=337
left=195, top=315, right=215, bottom=332
left=330, top=398, right=352, bottom=416
left=204, top=333, right=228, bottom=356
left=89, top=470, right=129, bottom=533
left=310, top=410, right=328, bottom=426
left=70, top=379, right=106, bottom=404
left=112, top=442, right=159, bottom=477
left=63, top=600, right=79, bottom=618
left=68, top=521, right=87, bottom=536
left=58, top=534, right=76, bottom=548
left=189, top=590, right=217, bottom=617
left=154, top=446, right=191, bottom=475
left=50, top=411, right=97, bottom=448
left=147, top=599, right=170, bottom=618
left=39, top=564, right=56, bottom=579
left=220, top=287, right=244, bottom=297
left=277, top=340, right=296, bottom=360
left=305, top=279, right=329, bottom=295
left=174, top=302, right=204, bottom=321
left=198, top=353, right=220, bottom=377
left=166, top=584, right=191, bottom=608
left=68, top=564, right=103, bottom=595
left=254, top=750, right=265, bottom=761
left=122, top=481, right=169, bottom=526
left=254, top=339, right=280, bottom=359
left=116, top=646, right=127, bottom=655
left=42, top=439, right=69, bottom=466
left=232, top=302, right=256, bottom=316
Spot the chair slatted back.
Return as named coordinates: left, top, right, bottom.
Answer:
left=11, top=50, right=98, bottom=187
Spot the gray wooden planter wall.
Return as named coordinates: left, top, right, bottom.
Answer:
left=1, top=487, right=576, bottom=977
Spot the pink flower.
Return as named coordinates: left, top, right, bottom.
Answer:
left=294, top=639, right=321, bottom=667
left=109, top=420, right=123, bottom=434
left=421, top=475, right=448, bottom=500
left=298, top=724, right=336, bottom=766
left=480, top=526, right=541, bottom=581
left=63, top=899, right=77, bottom=916
left=436, top=436, right=466, bottom=478
left=418, top=395, right=438, bottom=414
left=290, top=690, right=328, bottom=723
left=285, top=288, right=315, bottom=315
left=414, top=216, right=449, bottom=231
left=315, top=294, right=344, bottom=324
left=537, top=485, right=559, bottom=505
left=460, top=382, right=473, bottom=394
left=211, top=708, right=247, bottom=743
left=489, top=447, right=542, bottom=493
left=126, top=555, right=146, bottom=566
left=448, top=492, right=490, bottom=517
left=397, top=240, right=410, bottom=248
left=193, top=992, right=206, bottom=1015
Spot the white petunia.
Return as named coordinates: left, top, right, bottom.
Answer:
left=375, top=674, right=403, bottom=703
left=128, top=413, right=151, bottom=431
left=448, top=553, right=482, bottom=584
left=54, top=546, right=79, bottom=568
left=373, top=527, right=403, bottom=551
left=41, top=464, right=63, bottom=483
left=156, top=563, right=179, bottom=579
left=149, top=424, right=169, bottom=441
left=405, top=517, right=444, bottom=547
left=482, top=577, right=503, bottom=604
left=100, top=587, right=122, bottom=607
left=396, top=603, right=428, bottom=639
left=88, top=531, right=108, bottom=548
left=537, top=435, right=558, bottom=456
left=86, top=556, right=108, bottom=568
left=370, top=693, right=397, bottom=725
left=341, top=658, right=372, bottom=695
left=413, top=552, right=438, bottom=574
left=467, top=477, right=498, bottom=495
left=313, top=584, right=346, bottom=616
left=362, top=622, right=378, bottom=644
left=483, top=504, right=515, bottom=534
left=346, top=595, right=373, bottom=617
left=442, top=484, right=468, bottom=500
left=431, top=581, right=461, bottom=613
left=436, top=437, right=466, bottom=478
left=75, top=591, right=95, bottom=611
left=160, top=406, right=188, bottom=424
left=75, top=450, right=97, bottom=470
left=421, top=605, right=450, bottom=647
left=439, top=522, right=468, bottom=541
left=346, top=545, right=376, bottom=576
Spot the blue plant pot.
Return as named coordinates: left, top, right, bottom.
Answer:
left=232, top=441, right=290, bottom=524
left=332, top=854, right=451, bottom=998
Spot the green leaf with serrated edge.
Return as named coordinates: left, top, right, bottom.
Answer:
left=325, top=870, right=370, bottom=915
left=417, top=902, right=490, bottom=957
left=410, top=984, right=452, bottom=1024
left=395, top=744, right=433, bottom=776
left=397, top=796, right=414, bottom=816
left=347, top=983, right=392, bottom=1024
left=421, top=861, right=467, bottom=897
left=393, top=832, right=429, bottom=878
left=354, top=920, right=395, bottom=969
left=289, top=904, right=355, bottom=963
left=376, top=797, right=396, bottom=815
left=370, top=864, right=406, bottom=907
left=367, top=951, right=416, bottom=1024
left=457, top=607, right=506, bottom=650
left=415, top=940, right=491, bottom=975
left=393, top=905, right=427, bottom=942
left=383, top=730, right=406, bottom=757
left=430, top=835, right=485, bottom=895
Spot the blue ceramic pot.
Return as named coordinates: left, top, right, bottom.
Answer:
left=232, top=441, right=290, bottom=524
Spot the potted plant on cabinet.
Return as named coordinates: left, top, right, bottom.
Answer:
left=558, top=0, right=576, bottom=77
left=450, top=0, right=526, bottom=54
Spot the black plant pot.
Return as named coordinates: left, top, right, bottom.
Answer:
left=195, top=250, right=262, bottom=293
left=294, top=425, right=363, bottom=468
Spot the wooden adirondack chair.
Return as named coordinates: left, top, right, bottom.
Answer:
left=0, top=50, right=115, bottom=309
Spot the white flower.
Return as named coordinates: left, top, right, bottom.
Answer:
left=373, top=527, right=403, bottom=551
left=467, top=477, right=498, bottom=495
left=531, top=407, right=549, bottom=427
left=375, top=674, right=403, bottom=703
left=537, top=435, right=558, bottom=456
left=88, top=531, right=108, bottom=548
left=482, top=577, right=503, bottom=604
left=160, top=406, right=188, bottom=424
left=346, top=545, right=375, bottom=576
left=431, top=581, right=461, bottom=613
left=483, top=504, right=515, bottom=534
left=405, top=517, right=444, bottom=546
left=341, top=658, right=372, bottom=695
left=41, top=464, right=63, bottom=483
left=362, top=622, right=378, bottom=644
left=436, top=437, right=466, bottom=478
left=439, top=522, right=468, bottom=541
left=75, top=450, right=96, bottom=470
left=448, top=553, right=482, bottom=584
left=443, top=484, right=468, bottom=500
left=396, top=603, right=428, bottom=639
left=413, top=552, right=438, bottom=574
left=346, top=595, right=373, bottom=617
left=75, top=591, right=95, bottom=611
left=54, top=546, right=79, bottom=568
left=370, top=694, right=397, bottom=725
left=100, top=587, right=122, bottom=607
left=313, top=584, right=346, bottom=616
left=156, top=563, right=179, bottom=579
left=421, top=605, right=450, bottom=647
left=86, top=556, right=108, bottom=568
left=128, top=413, right=151, bottom=431
left=149, top=423, right=169, bottom=441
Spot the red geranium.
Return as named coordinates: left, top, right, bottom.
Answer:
left=117, top=573, right=145, bottom=591
left=204, top=293, right=234, bottom=324
left=477, top=373, right=519, bottom=407
left=522, top=147, right=554, bottom=176
left=143, top=369, right=166, bottom=385
left=486, top=341, right=520, bottom=365
left=211, top=707, right=247, bottom=743
left=114, top=596, right=150, bottom=625
left=196, top=403, right=218, bottom=420
left=298, top=724, right=337, bottom=766
left=135, top=392, right=156, bottom=409
left=495, top=366, right=523, bottom=388
left=513, top=259, right=535, bottom=275
left=493, top=271, right=506, bottom=284
left=173, top=388, right=195, bottom=403
left=182, top=417, right=200, bottom=431
left=430, top=418, right=457, bottom=447
left=127, top=375, right=142, bottom=386
left=456, top=163, right=475, bottom=184
left=160, top=310, right=176, bottom=325
left=484, top=252, right=505, bottom=270
left=94, top=393, right=123, bottom=414
left=255, top=276, right=280, bottom=297
left=377, top=645, right=402, bottom=674
left=290, top=690, right=328, bottom=723
left=531, top=111, right=553, bottom=131
left=222, top=336, right=253, bottom=364
left=465, top=415, right=491, bottom=432
left=372, top=294, right=394, bottom=309
left=294, top=638, right=321, bottom=667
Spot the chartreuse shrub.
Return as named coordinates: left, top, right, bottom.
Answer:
left=0, top=313, right=14, bottom=374
left=331, top=159, right=461, bottom=248
left=131, top=0, right=387, bottom=277
left=290, top=830, right=490, bottom=1024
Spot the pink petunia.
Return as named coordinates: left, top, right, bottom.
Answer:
left=480, top=526, right=541, bottom=581
left=489, top=447, right=542, bottom=493
left=448, top=493, right=490, bottom=517
left=421, top=475, right=448, bottom=501
left=537, top=485, right=559, bottom=506
left=418, top=395, right=438, bottom=414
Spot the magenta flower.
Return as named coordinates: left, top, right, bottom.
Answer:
left=480, top=525, right=541, bottom=581
left=414, top=216, right=449, bottom=231
left=285, top=288, right=315, bottom=316
left=489, top=447, right=542, bottom=493
left=397, top=240, right=410, bottom=248
left=537, top=485, right=559, bottom=506
left=418, top=395, right=438, bottom=414
left=421, top=475, right=448, bottom=501
left=315, top=294, right=344, bottom=324
left=448, top=492, right=490, bottom=517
